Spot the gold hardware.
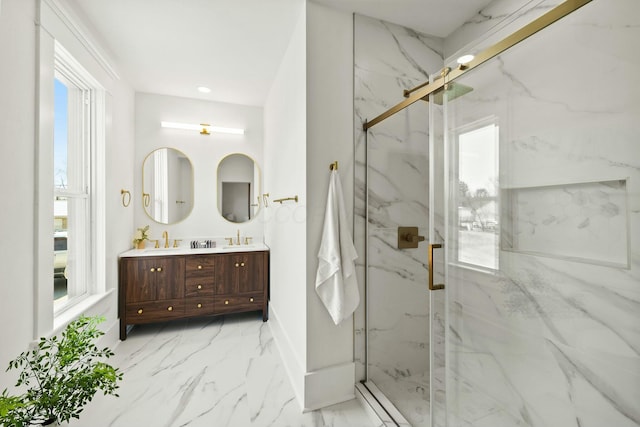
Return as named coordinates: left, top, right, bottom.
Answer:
left=429, top=243, right=445, bottom=291
left=250, top=297, right=254, bottom=302
left=397, top=226, right=425, bottom=249
left=200, top=123, right=210, bottom=135
left=225, top=237, right=233, bottom=246
left=273, top=195, right=298, bottom=204
left=197, top=284, right=202, bottom=289
left=150, top=268, right=155, bottom=272
left=224, top=300, right=229, bottom=305
left=157, top=267, right=162, bottom=272
left=173, top=239, right=181, bottom=248
left=121, top=189, right=131, bottom=207
left=197, top=303, right=202, bottom=308
left=240, top=262, right=245, bottom=267
left=262, top=193, right=270, bottom=207
left=329, top=161, right=338, bottom=171
left=235, top=263, right=240, bottom=267
left=244, top=236, right=252, bottom=245
left=167, top=306, right=173, bottom=311
left=162, top=230, right=169, bottom=248
left=363, top=0, right=593, bottom=130
left=197, top=265, right=202, bottom=270
left=153, top=239, right=160, bottom=249
left=137, top=309, right=143, bottom=314
left=236, top=229, right=241, bottom=245
left=143, top=192, right=150, bottom=207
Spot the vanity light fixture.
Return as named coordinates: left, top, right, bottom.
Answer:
left=160, top=121, right=245, bottom=135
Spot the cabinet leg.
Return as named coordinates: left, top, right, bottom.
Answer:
left=262, top=304, right=269, bottom=322
left=119, top=319, right=127, bottom=341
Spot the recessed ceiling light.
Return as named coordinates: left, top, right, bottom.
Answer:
left=456, top=54, right=475, bottom=64
left=197, top=86, right=211, bottom=94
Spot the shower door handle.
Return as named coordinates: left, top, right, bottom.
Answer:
left=428, top=243, right=444, bottom=291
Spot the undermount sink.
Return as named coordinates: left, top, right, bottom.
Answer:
left=222, top=244, right=256, bottom=250
left=143, top=247, right=182, bottom=254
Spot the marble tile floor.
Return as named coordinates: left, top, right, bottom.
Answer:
left=69, top=313, right=375, bottom=427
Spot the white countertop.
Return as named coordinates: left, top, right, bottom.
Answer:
left=120, top=242, right=269, bottom=258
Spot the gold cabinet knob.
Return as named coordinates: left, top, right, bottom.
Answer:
left=235, top=263, right=239, bottom=267
left=157, top=267, right=162, bottom=272
left=249, top=297, right=254, bottom=302
left=197, top=265, right=202, bottom=270
left=137, top=309, right=143, bottom=314
left=150, top=268, right=155, bottom=272
left=224, top=300, right=229, bottom=305
left=197, top=303, right=202, bottom=308
left=197, top=284, right=202, bottom=290
left=240, top=262, right=245, bottom=267
left=167, top=306, right=173, bottom=311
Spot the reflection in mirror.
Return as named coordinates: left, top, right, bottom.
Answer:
left=217, top=153, right=261, bottom=223
left=142, top=147, right=194, bottom=224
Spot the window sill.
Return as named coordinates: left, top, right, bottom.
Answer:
left=52, top=289, right=115, bottom=337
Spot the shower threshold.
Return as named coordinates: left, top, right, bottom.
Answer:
left=357, top=381, right=414, bottom=426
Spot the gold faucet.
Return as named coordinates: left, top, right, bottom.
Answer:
left=236, top=229, right=241, bottom=246
left=162, top=230, right=169, bottom=248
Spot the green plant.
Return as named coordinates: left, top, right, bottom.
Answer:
left=0, top=316, right=123, bottom=426
left=132, top=225, right=150, bottom=245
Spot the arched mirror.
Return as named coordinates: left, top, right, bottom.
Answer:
left=142, top=147, right=194, bottom=224
left=217, top=153, right=261, bottom=223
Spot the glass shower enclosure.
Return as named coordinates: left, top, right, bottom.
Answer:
left=360, top=0, right=640, bottom=426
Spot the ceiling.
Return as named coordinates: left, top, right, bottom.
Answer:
left=71, top=0, right=493, bottom=107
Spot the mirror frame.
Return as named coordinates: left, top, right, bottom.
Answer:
left=216, top=152, right=262, bottom=224
left=142, top=147, right=194, bottom=225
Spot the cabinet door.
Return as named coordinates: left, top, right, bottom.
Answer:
left=214, top=254, right=236, bottom=295
left=122, top=257, right=158, bottom=303
left=236, top=252, right=265, bottom=294
left=155, top=256, right=185, bottom=300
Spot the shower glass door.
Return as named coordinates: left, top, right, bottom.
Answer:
left=365, top=96, right=435, bottom=426
left=444, top=1, right=640, bottom=425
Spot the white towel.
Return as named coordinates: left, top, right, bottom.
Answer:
left=315, top=169, right=360, bottom=325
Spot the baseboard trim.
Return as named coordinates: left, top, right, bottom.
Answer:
left=303, top=361, right=356, bottom=412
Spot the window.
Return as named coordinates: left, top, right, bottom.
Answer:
left=455, top=121, right=499, bottom=270
left=52, top=43, right=102, bottom=313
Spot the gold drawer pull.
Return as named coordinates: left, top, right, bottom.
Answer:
left=224, top=300, right=229, bottom=305
left=137, top=309, right=143, bottom=314
left=167, top=306, right=173, bottom=311
left=235, top=263, right=239, bottom=267
left=157, top=267, right=162, bottom=272
left=150, top=268, right=155, bottom=272
left=197, top=284, right=202, bottom=290
left=197, top=303, right=202, bottom=308
left=249, top=297, right=254, bottom=302
left=197, top=265, right=202, bottom=270
left=241, top=262, right=245, bottom=267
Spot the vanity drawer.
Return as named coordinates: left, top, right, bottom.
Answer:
left=185, top=256, right=216, bottom=277
left=126, top=299, right=185, bottom=324
left=184, top=297, right=215, bottom=316
left=214, top=293, right=264, bottom=314
left=185, top=277, right=215, bottom=297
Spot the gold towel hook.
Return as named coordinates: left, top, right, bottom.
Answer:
left=121, top=189, right=131, bottom=207
left=142, top=193, right=150, bottom=207
left=329, top=161, right=338, bottom=171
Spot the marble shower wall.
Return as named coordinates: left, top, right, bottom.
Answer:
left=353, top=14, right=444, bottom=386
left=445, top=0, right=640, bottom=425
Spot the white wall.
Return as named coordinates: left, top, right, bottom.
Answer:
left=134, top=93, right=264, bottom=243
left=263, top=0, right=308, bottom=406
left=304, top=1, right=356, bottom=408
left=0, top=0, right=135, bottom=386
left=0, top=0, right=37, bottom=387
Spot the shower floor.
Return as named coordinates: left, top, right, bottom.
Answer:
left=370, top=368, right=446, bottom=427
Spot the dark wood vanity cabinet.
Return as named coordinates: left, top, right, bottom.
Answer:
left=214, top=252, right=268, bottom=320
left=119, top=250, right=268, bottom=340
